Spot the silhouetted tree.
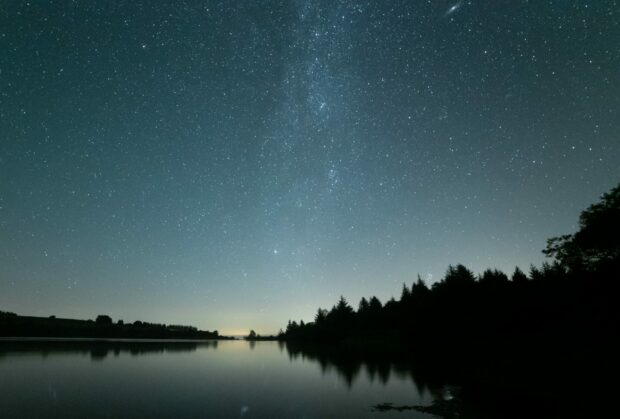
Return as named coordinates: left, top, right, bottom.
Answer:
left=540, top=261, right=567, bottom=281
left=96, top=315, right=113, bottom=325
left=368, top=296, right=382, bottom=313
left=479, top=269, right=509, bottom=286
left=511, top=266, right=528, bottom=283
left=400, top=283, right=411, bottom=302
left=328, top=296, right=354, bottom=327
left=410, top=276, right=430, bottom=298
left=315, top=308, right=328, bottom=324
left=442, top=264, right=476, bottom=286
left=286, top=320, right=299, bottom=334
left=544, top=183, right=620, bottom=271
left=529, top=265, right=544, bottom=282
left=358, top=297, right=370, bottom=314
left=335, top=296, right=354, bottom=315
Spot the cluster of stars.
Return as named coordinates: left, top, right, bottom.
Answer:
left=0, top=0, right=618, bottom=333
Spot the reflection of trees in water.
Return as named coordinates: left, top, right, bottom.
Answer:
left=284, top=342, right=444, bottom=397
left=0, top=340, right=219, bottom=361
left=286, top=340, right=616, bottom=418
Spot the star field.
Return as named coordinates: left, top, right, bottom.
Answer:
left=1, top=1, right=619, bottom=334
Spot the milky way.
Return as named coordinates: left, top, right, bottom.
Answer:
left=1, top=1, right=619, bottom=333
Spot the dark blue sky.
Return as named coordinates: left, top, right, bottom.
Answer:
left=1, top=1, right=619, bottom=334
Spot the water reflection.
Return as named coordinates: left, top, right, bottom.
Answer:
left=283, top=341, right=444, bottom=398
left=0, top=339, right=444, bottom=396
left=0, top=339, right=438, bottom=419
left=0, top=339, right=606, bottom=418
left=0, top=339, right=218, bottom=361
left=282, top=341, right=605, bottom=418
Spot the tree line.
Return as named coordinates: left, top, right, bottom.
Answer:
left=0, top=312, right=227, bottom=340
left=282, top=183, right=620, bottom=348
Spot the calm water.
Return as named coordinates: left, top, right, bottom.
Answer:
left=0, top=339, right=437, bottom=419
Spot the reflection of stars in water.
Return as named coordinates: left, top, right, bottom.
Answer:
left=444, top=2, right=463, bottom=17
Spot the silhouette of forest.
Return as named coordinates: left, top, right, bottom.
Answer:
left=284, top=184, right=619, bottom=345
left=0, top=312, right=228, bottom=340
left=281, top=183, right=620, bottom=418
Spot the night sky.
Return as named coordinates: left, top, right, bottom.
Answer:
left=1, top=1, right=619, bottom=334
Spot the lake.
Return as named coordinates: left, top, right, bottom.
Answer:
left=0, top=339, right=438, bottom=418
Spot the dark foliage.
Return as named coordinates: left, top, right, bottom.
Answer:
left=283, top=184, right=620, bottom=345
left=95, top=315, right=113, bottom=325
left=544, top=183, right=620, bottom=271
left=0, top=314, right=227, bottom=340
left=244, top=329, right=279, bottom=341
